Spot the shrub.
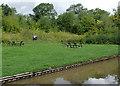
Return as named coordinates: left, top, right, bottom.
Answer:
left=84, top=33, right=118, bottom=44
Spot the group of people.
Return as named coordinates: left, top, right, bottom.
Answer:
left=8, top=41, right=24, bottom=46
left=61, top=40, right=82, bottom=48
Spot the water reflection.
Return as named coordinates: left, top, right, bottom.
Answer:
left=53, top=75, right=118, bottom=85
left=83, top=75, right=118, bottom=84
left=54, top=78, right=71, bottom=84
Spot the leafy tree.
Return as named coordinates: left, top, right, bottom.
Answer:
left=66, top=3, right=87, bottom=14
left=37, top=16, right=51, bottom=32
left=32, top=3, right=57, bottom=21
left=0, top=8, right=2, bottom=27
left=78, top=10, right=88, bottom=20
left=57, top=12, right=75, bottom=32
left=2, top=14, right=20, bottom=33
left=71, top=18, right=83, bottom=35
left=1, top=4, right=20, bottom=33
left=88, top=8, right=110, bottom=20
left=110, top=8, right=120, bottom=27
left=24, top=16, right=36, bottom=29
left=80, top=16, right=97, bottom=34
left=0, top=4, right=16, bottom=16
left=50, top=16, right=57, bottom=28
left=100, top=14, right=113, bottom=33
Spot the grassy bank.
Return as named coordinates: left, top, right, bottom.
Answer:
left=2, top=29, right=85, bottom=42
left=2, top=41, right=118, bottom=77
left=2, top=28, right=119, bottom=45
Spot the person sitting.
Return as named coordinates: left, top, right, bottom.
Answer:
left=20, top=41, right=24, bottom=46
left=67, top=41, right=72, bottom=48
left=61, top=40, right=64, bottom=44
left=12, top=41, right=16, bottom=45
left=78, top=41, right=82, bottom=48
left=73, top=42, right=77, bottom=48
left=8, top=41, right=11, bottom=45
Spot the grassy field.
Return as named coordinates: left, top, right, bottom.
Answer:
left=2, top=41, right=118, bottom=77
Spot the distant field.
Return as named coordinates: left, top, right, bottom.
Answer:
left=2, top=41, right=118, bottom=77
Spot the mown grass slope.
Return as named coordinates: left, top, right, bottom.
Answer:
left=2, top=41, right=118, bottom=77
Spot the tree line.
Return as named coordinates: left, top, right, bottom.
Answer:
left=1, top=3, right=119, bottom=44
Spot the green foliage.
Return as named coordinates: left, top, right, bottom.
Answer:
left=71, top=18, right=83, bottom=35
left=2, top=14, right=20, bottom=33
left=37, top=16, right=51, bottom=32
left=0, top=8, right=2, bottom=29
left=84, top=29, right=118, bottom=44
left=110, top=9, right=120, bottom=27
left=57, top=12, right=75, bottom=32
left=1, top=3, right=119, bottom=44
left=66, top=3, right=87, bottom=14
left=88, top=8, right=110, bottom=20
left=78, top=10, right=88, bottom=19
left=32, top=3, right=57, bottom=21
left=80, top=16, right=97, bottom=33
left=0, top=4, right=16, bottom=16
left=100, top=14, right=113, bottom=32
left=2, top=29, right=83, bottom=42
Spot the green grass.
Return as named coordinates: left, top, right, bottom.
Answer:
left=2, top=41, right=118, bottom=77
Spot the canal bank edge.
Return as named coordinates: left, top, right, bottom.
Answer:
left=0, top=55, right=119, bottom=85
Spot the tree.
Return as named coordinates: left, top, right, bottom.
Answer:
left=0, top=4, right=16, bottom=16
left=66, top=3, right=87, bottom=14
left=88, top=8, right=110, bottom=20
left=100, top=14, right=113, bottom=32
left=1, top=4, right=20, bottom=33
left=57, top=12, right=75, bottom=32
left=110, top=8, right=119, bottom=27
left=80, top=16, right=97, bottom=34
left=37, top=16, right=51, bottom=32
left=32, top=3, right=57, bottom=21
left=2, top=14, right=20, bottom=33
left=78, top=10, right=88, bottom=20
left=71, top=18, right=83, bottom=35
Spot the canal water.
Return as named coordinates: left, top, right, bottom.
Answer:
left=9, top=58, right=118, bottom=84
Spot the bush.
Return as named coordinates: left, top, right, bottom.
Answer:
left=2, top=15, right=21, bottom=33
left=84, top=33, right=118, bottom=44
